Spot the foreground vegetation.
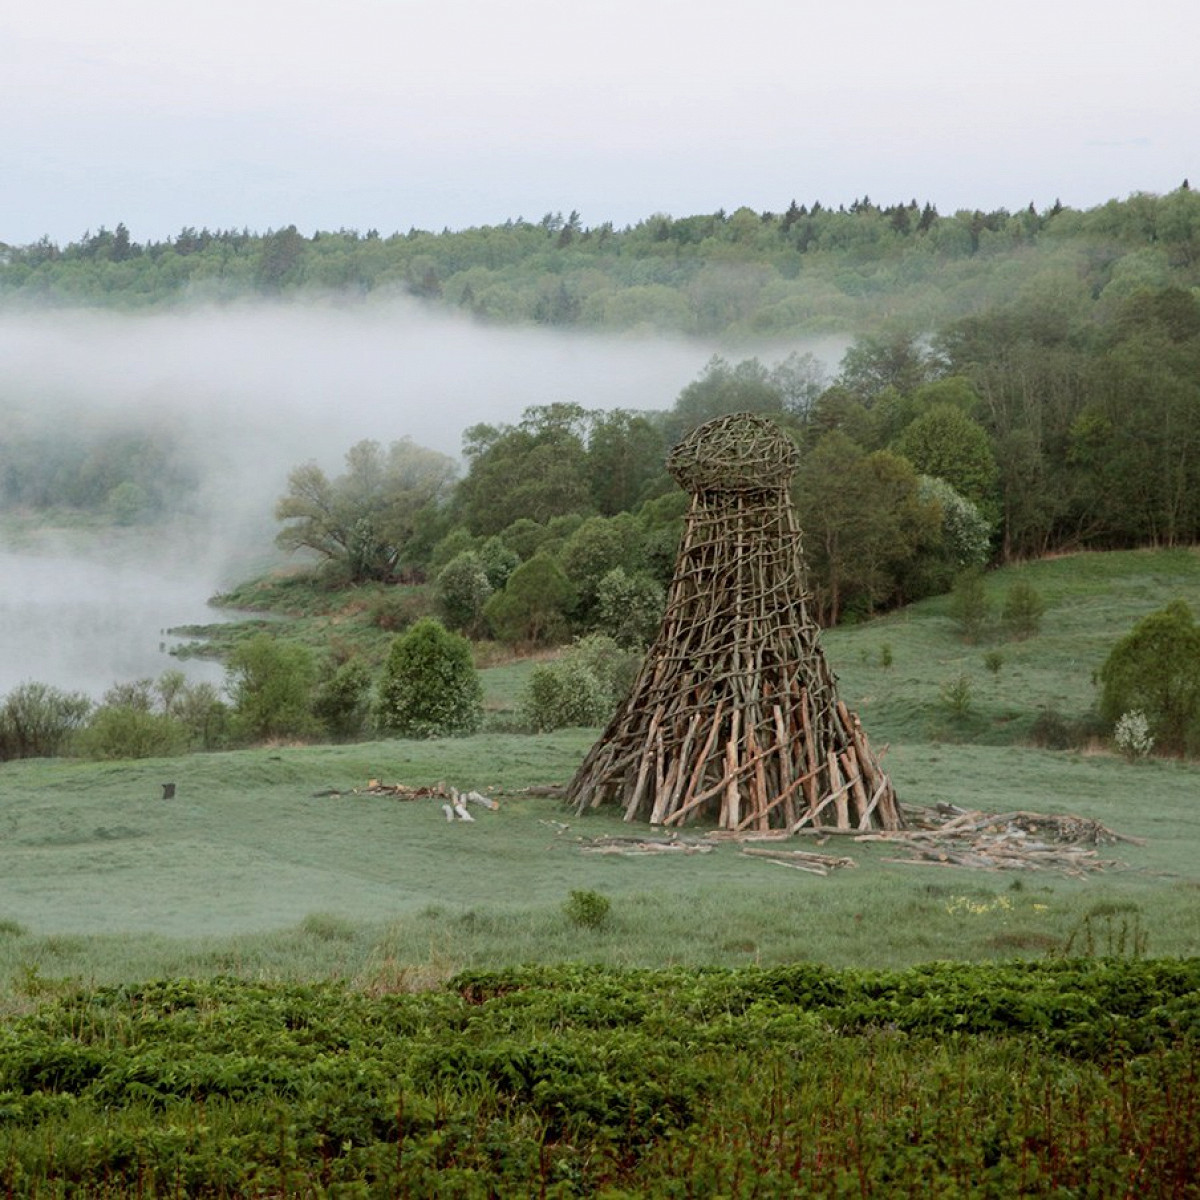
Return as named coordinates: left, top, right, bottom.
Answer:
left=1, top=964, right=1196, bottom=1195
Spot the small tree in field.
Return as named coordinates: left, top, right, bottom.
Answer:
left=1002, top=579, right=1046, bottom=640
left=948, top=567, right=990, bottom=642
left=1099, top=599, right=1200, bottom=755
left=377, top=618, right=483, bottom=738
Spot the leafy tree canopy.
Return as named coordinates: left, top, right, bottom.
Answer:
left=275, top=438, right=457, bottom=583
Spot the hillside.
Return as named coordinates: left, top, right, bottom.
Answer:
left=3, top=189, right=1199, bottom=340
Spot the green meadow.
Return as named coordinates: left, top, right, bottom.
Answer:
left=2, top=549, right=1199, bottom=1002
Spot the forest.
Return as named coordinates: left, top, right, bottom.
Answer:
left=2, top=188, right=1199, bottom=337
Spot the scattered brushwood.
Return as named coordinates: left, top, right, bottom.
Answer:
left=314, top=781, right=499, bottom=809
left=907, top=805, right=1145, bottom=846
left=854, top=805, right=1142, bottom=876
left=577, top=834, right=714, bottom=856
left=739, top=846, right=857, bottom=875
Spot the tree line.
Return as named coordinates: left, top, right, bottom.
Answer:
left=275, top=281, right=1200, bottom=633
left=2, top=187, right=1198, bottom=339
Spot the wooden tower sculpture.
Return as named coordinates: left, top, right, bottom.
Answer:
left=567, top=412, right=902, bottom=833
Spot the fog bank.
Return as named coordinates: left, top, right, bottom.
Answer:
left=0, top=300, right=843, bottom=697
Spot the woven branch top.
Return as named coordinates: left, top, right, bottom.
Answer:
left=667, top=413, right=799, bottom=494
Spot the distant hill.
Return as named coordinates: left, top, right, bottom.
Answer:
left=2, top=188, right=1198, bottom=339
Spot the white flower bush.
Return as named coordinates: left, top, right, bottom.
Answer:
left=1113, top=710, right=1154, bottom=762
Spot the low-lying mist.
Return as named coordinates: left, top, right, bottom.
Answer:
left=0, top=299, right=843, bottom=697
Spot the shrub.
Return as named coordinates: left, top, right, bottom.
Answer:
left=312, top=658, right=373, bottom=741
left=1028, top=708, right=1100, bottom=751
left=983, top=649, right=1004, bottom=674
left=377, top=618, right=483, bottom=738
left=567, top=634, right=641, bottom=702
left=520, top=658, right=611, bottom=732
left=0, top=682, right=91, bottom=760
left=435, top=552, right=493, bottom=636
left=948, top=567, right=990, bottom=642
left=518, top=635, right=638, bottom=732
left=484, top=554, right=576, bottom=647
left=172, top=681, right=231, bottom=750
left=559, top=516, right=638, bottom=623
left=564, top=889, right=611, bottom=930
left=477, top=537, right=520, bottom=590
left=76, top=706, right=187, bottom=760
left=368, top=587, right=431, bottom=632
left=224, top=634, right=319, bottom=743
left=1113, top=709, right=1155, bottom=761
left=595, top=567, right=664, bottom=648
left=939, top=673, right=973, bottom=718
left=1002, top=579, right=1046, bottom=639
left=918, top=475, right=993, bottom=568
left=1098, top=599, right=1200, bottom=755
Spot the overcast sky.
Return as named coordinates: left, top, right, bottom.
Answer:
left=3, top=0, right=1198, bottom=246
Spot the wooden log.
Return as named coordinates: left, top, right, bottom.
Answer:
left=665, top=702, right=726, bottom=826
left=734, top=762, right=821, bottom=831
left=842, top=750, right=870, bottom=828
left=772, top=704, right=797, bottom=829
left=654, top=711, right=701, bottom=824
left=722, top=709, right=741, bottom=829
left=746, top=722, right=771, bottom=831
left=798, top=688, right=819, bottom=815
left=857, top=777, right=889, bottom=830
left=829, top=752, right=850, bottom=830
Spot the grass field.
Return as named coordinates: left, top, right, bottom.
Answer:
left=2, top=549, right=1200, bottom=1006
left=2, top=549, right=1200, bottom=1003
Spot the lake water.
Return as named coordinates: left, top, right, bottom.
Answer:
left=0, top=542, right=229, bottom=700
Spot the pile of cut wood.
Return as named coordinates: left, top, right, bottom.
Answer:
left=854, top=805, right=1143, bottom=876
left=701, top=804, right=1142, bottom=876
left=314, top=781, right=500, bottom=812
left=577, top=835, right=714, bottom=856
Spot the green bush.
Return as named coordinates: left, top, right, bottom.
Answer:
left=76, top=706, right=188, bottom=760
left=948, top=567, right=990, bottom=642
left=434, top=551, right=493, bottom=636
left=312, top=658, right=373, bottom=741
left=483, top=553, right=576, bottom=646
left=939, top=673, right=974, bottom=718
left=520, top=658, right=611, bottom=732
left=564, top=889, right=611, bottom=929
left=367, top=587, right=431, bottom=632
left=377, top=618, right=483, bottom=738
left=1002, top=578, right=1046, bottom=639
left=518, top=635, right=638, bottom=732
left=0, top=682, right=91, bottom=760
left=477, top=536, right=520, bottom=590
left=595, top=567, right=664, bottom=648
left=224, top=634, right=319, bottom=743
left=1098, top=599, right=1200, bottom=755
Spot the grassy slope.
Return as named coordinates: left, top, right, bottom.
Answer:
left=2, top=549, right=1200, bottom=1002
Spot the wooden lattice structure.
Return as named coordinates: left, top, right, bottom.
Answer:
left=567, top=413, right=902, bottom=833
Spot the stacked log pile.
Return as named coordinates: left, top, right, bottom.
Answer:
left=567, top=413, right=900, bottom=833
left=860, top=806, right=1142, bottom=875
